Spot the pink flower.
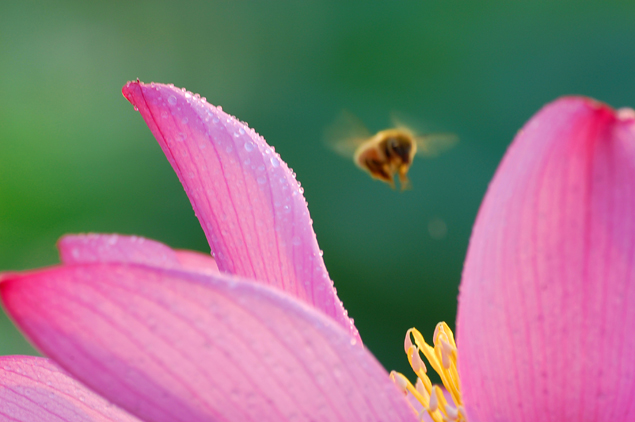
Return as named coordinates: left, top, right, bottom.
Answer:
left=0, top=81, right=416, bottom=422
left=457, top=98, right=635, bottom=421
left=3, top=83, right=633, bottom=422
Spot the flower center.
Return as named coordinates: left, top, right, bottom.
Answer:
left=390, top=322, right=466, bottom=421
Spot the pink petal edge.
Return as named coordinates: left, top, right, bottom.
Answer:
left=173, top=249, right=219, bottom=275
left=0, top=355, right=139, bottom=422
left=59, top=233, right=218, bottom=276
left=1, top=264, right=415, bottom=422
left=122, top=81, right=358, bottom=340
left=458, top=97, right=635, bottom=422
left=59, top=234, right=182, bottom=268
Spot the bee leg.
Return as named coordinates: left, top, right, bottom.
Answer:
left=398, top=165, right=412, bottom=191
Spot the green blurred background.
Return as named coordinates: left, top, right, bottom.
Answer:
left=1, top=0, right=634, bottom=378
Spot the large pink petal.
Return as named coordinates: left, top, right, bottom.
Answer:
left=122, top=81, right=357, bottom=339
left=0, top=355, right=140, bottom=422
left=59, top=234, right=218, bottom=276
left=458, top=98, right=635, bottom=422
left=1, top=264, right=416, bottom=422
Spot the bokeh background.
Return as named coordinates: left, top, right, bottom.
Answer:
left=2, top=0, right=635, bottom=379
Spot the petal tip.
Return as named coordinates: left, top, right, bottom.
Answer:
left=0, top=272, right=18, bottom=285
left=122, top=79, right=143, bottom=104
left=549, top=95, right=616, bottom=117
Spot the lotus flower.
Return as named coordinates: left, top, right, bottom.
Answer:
left=2, top=84, right=633, bottom=422
left=0, top=81, right=417, bottom=421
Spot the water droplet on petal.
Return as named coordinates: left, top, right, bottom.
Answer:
left=244, top=141, right=255, bottom=152
left=168, top=95, right=177, bottom=105
left=270, top=156, right=280, bottom=167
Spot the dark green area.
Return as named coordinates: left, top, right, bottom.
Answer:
left=1, top=0, right=634, bottom=380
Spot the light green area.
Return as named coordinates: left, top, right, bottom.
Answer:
left=1, top=0, right=634, bottom=377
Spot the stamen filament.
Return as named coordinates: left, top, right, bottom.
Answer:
left=393, top=323, right=466, bottom=422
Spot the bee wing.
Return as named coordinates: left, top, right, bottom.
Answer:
left=390, top=111, right=457, bottom=157
left=324, top=110, right=372, bottom=158
left=414, top=132, right=458, bottom=157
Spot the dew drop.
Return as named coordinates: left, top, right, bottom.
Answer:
left=257, top=176, right=267, bottom=184
left=270, top=156, right=280, bottom=167
left=168, top=95, right=177, bottom=105
left=244, top=141, right=255, bottom=152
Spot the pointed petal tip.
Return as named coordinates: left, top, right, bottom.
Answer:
left=541, top=95, right=619, bottom=120
left=122, top=79, right=140, bottom=103
left=124, top=80, right=359, bottom=339
left=0, top=272, right=19, bottom=285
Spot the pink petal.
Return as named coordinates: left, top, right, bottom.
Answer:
left=458, top=98, right=635, bottom=422
left=1, top=264, right=416, bottom=422
left=0, top=355, right=140, bottom=422
left=59, top=234, right=182, bottom=268
left=122, top=81, right=357, bottom=340
left=173, top=249, right=219, bottom=275
left=59, top=233, right=218, bottom=276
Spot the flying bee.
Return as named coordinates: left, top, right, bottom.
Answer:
left=325, top=111, right=457, bottom=190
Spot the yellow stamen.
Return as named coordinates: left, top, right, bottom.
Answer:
left=391, top=322, right=466, bottom=422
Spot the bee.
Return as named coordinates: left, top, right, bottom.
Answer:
left=325, top=111, right=457, bottom=190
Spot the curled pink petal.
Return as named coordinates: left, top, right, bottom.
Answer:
left=122, top=81, right=357, bottom=339
left=458, top=98, right=635, bottom=421
left=0, top=355, right=140, bottom=422
left=1, top=264, right=416, bottom=422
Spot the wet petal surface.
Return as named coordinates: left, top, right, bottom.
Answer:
left=122, top=81, right=356, bottom=339
left=2, top=264, right=415, bottom=422
left=0, top=356, right=139, bottom=422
